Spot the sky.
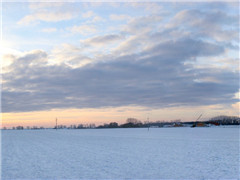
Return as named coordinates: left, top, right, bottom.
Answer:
left=1, top=1, right=239, bottom=128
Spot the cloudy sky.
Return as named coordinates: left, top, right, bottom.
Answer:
left=1, top=1, right=239, bottom=127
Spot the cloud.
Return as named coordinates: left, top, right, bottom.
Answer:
left=3, top=3, right=239, bottom=113
left=28, top=2, right=65, bottom=10
left=81, top=34, right=123, bottom=46
left=82, top=11, right=95, bottom=18
left=166, top=9, right=239, bottom=42
left=1, top=54, right=16, bottom=73
left=2, top=37, right=238, bottom=113
left=81, top=11, right=105, bottom=24
left=144, top=38, right=224, bottom=58
left=17, top=2, right=76, bottom=25
left=18, top=12, right=74, bottom=25
left=42, top=28, right=57, bottom=33
left=187, top=57, right=240, bottom=73
left=49, top=43, right=91, bottom=67
left=90, top=16, right=105, bottom=23
left=109, top=14, right=132, bottom=21
left=127, top=2, right=162, bottom=14
left=122, top=15, right=162, bottom=34
left=232, top=102, right=240, bottom=111
left=68, top=25, right=97, bottom=35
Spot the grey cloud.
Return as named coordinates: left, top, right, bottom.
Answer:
left=112, top=11, right=234, bottom=58
left=2, top=37, right=238, bottom=112
left=173, top=9, right=237, bottom=27
left=169, top=9, right=239, bottom=42
left=144, top=38, right=224, bottom=59
left=82, top=34, right=123, bottom=46
left=122, top=15, right=162, bottom=34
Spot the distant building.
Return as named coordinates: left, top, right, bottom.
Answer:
left=173, top=122, right=183, bottom=127
left=192, top=122, right=207, bottom=127
left=209, top=122, right=220, bottom=126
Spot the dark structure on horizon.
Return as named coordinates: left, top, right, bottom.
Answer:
left=3, top=115, right=240, bottom=130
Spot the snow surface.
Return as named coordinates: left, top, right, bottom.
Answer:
left=2, top=127, right=240, bottom=179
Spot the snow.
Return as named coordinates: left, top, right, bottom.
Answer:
left=2, top=127, right=239, bottom=179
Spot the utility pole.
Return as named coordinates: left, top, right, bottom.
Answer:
left=56, top=118, right=58, bottom=130
left=147, top=116, right=149, bottom=131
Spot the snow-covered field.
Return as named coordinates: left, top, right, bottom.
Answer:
left=2, top=127, right=239, bottom=179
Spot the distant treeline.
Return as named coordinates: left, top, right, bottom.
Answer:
left=2, top=115, right=240, bottom=130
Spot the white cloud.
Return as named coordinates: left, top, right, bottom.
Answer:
left=82, top=11, right=95, bottom=18
left=122, top=15, right=162, bottom=34
left=1, top=54, right=16, bottom=73
left=112, top=35, right=144, bottom=56
left=91, top=16, right=105, bottom=23
left=18, top=11, right=74, bottom=25
left=127, top=2, right=162, bottom=14
left=42, top=28, right=57, bottom=33
left=0, top=40, right=23, bottom=72
left=109, top=14, right=132, bottom=21
left=233, top=90, right=240, bottom=100
left=187, top=56, right=239, bottom=73
left=68, top=25, right=97, bottom=35
left=18, top=2, right=76, bottom=25
left=81, top=34, right=123, bottom=47
left=49, top=43, right=92, bottom=68
left=144, top=3, right=162, bottom=14
left=28, top=2, right=65, bottom=10
left=82, top=11, right=105, bottom=23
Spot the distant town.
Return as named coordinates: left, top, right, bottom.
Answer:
left=2, top=115, right=240, bottom=130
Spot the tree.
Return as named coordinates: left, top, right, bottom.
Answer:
left=77, top=124, right=84, bottom=129
left=89, top=123, right=96, bottom=128
left=16, top=126, right=24, bottom=130
left=109, top=122, right=118, bottom=128
left=126, top=118, right=142, bottom=125
left=120, top=118, right=143, bottom=128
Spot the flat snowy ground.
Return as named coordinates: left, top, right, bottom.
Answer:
left=2, top=127, right=239, bottom=179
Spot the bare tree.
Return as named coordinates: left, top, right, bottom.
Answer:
left=126, top=118, right=142, bottom=124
